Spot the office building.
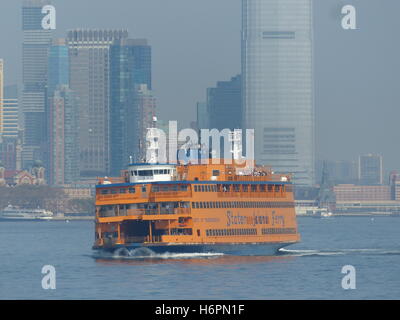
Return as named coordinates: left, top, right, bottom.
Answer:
left=22, top=0, right=53, bottom=167
left=109, top=38, right=152, bottom=175
left=207, top=75, right=242, bottom=131
left=49, top=85, right=79, bottom=185
left=358, top=154, right=383, bottom=185
left=242, top=0, right=314, bottom=185
left=67, top=29, right=128, bottom=177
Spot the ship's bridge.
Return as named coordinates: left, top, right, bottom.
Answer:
left=128, top=164, right=177, bottom=183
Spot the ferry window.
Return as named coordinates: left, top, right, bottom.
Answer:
left=194, top=185, right=198, bottom=192
left=100, top=189, right=108, bottom=194
left=275, top=185, right=280, bottom=192
left=120, top=189, right=126, bottom=194
left=134, top=170, right=138, bottom=176
left=251, top=185, right=257, bottom=192
left=130, top=171, right=134, bottom=176
left=268, top=184, right=273, bottom=192
left=172, top=185, right=178, bottom=191
left=152, top=186, right=159, bottom=192
left=243, top=185, right=248, bottom=192
left=212, top=170, right=220, bottom=176
left=111, top=189, right=117, bottom=194
left=180, top=185, right=188, bottom=191
left=201, top=185, right=205, bottom=192
left=142, top=186, right=147, bottom=192
left=260, top=184, right=266, bottom=192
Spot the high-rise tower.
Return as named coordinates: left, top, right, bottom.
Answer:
left=109, top=38, right=152, bottom=175
left=22, top=0, right=53, bottom=168
left=66, top=29, right=128, bottom=178
left=242, top=0, right=314, bottom=185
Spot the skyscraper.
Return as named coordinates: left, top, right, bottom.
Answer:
left=196, top=102, right=208, bottom=131
left=242, top=0, right=314, bottom=186
left=48, top=38, right=69, bottom=97
left=207, top=75, right=242, bottom=131
left=134, top=84, right=156, bottom=162
left=49, top=85, right=79, bottom=185
left=109, top=38, right=152, bottom=175
left=22, top=0, right=53, bottom=167
left=67, top=29, right=128, bottom=178
left=359, top=154, right=383, bottom=185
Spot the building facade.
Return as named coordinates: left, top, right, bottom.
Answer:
left=22, top=0, right=53, bottom=168
left=109, top=38, right=152, bottom=175
left=48, top=39, right=69, bottom=97
left=242, top=0, right=314, bottom=185
left=333, top=184, right=391, bottom=202
left=67, top=29, right=128, bottom=178
left=207, top=75, right=242, bottom=131
left=49, top=86, right=79, bottom=185
left=134, top=84, right=156, bottom=162
left=358, top=154, right=383, bottom=185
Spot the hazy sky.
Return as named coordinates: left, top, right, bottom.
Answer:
left=1, top=0, right=400, bottom=174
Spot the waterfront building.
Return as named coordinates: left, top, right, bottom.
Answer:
left=242, top=0, right=314, bottom=185
left=333, top=184, right=391, bottom=202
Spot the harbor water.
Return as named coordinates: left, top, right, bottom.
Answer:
left=0, top=216, right=399, bottom=299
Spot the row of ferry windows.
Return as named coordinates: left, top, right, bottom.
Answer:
left=206, top=229, right=257, bottom=237
left=261, top=228, right=297, bottom=235
left=194, top=184, right=289, bottom=193
left=130, top=169, right=172, bottom=177
left=192, top=201, right=294, bottom=209
left=100, top=187, right=146, bottom=195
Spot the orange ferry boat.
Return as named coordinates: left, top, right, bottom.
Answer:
left=93, top=159, right=300, bottom=255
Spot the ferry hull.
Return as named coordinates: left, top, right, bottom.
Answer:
left=94, top=241, right=297, bottom=256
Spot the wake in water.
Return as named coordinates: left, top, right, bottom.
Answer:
left=92, top=247, right=225, bottom=260
left=278, top=248, right=400, bottom=257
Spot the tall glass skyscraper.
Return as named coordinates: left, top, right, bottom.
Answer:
left=110, top=38, right=151, bottom=175
left=22, top=0, right=53, bottom=168
left=48, top=39, right=69, bottom=97
left=242, top=0, right=314, bottom=186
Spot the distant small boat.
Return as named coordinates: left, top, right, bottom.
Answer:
left=0, top=205, right=53, bottom=221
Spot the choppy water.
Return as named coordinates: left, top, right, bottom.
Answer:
left=0, top=216, right=399, bottom=299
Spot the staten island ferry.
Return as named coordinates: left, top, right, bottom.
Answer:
left=93, top=158, right=300, bottom=256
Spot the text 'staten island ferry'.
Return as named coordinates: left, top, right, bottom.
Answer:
left=93, top=158, right=300, bottom=256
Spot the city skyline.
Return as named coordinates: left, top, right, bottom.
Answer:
left=0, top=1, right=399, bottom=179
